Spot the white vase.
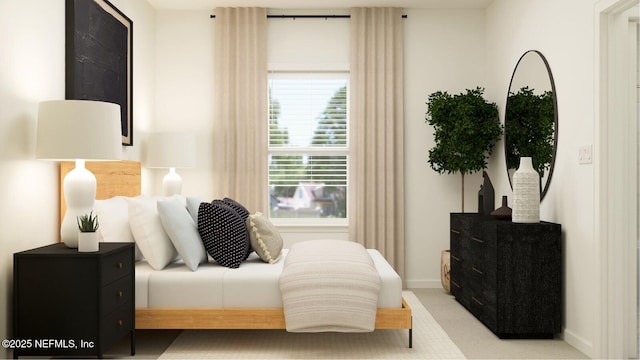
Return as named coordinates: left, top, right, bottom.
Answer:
left=512, top=157, right=540, bottom=223
left=78, top=232, right=99, bottom=252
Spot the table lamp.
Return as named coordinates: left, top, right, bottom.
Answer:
left=36, top=100, right=122, bottom=248
left=146, top=132, right=196, bottom=196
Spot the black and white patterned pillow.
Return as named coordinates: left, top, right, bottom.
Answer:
left=197, top=200, right=250, bottom=268
left=222, top=198, right=250, bottom=219
left=222, top=198, right=252, bottom=259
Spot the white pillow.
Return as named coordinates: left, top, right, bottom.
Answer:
left=93, top=196, right=143, bottom=260
left=157, top=198, right=208, bottom=271
left=186, top=196, right=207, bottom=224
left=127, top=196, right=178, bottom=270
left=246, top=212, right=283, bottom=264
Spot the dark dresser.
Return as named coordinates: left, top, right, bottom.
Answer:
left=13, top=242, right=135, bottom=358
left=450, top=213, right=561, bottom=338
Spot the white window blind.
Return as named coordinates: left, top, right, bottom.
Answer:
left=268, top=73, right=348, bottom=220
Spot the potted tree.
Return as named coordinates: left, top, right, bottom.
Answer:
left=425, top=87, right=502, bottom=212
left=77, top=211, right=99, bottom=252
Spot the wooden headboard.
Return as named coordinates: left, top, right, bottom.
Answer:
left=60, top=160, right=142, bottom=222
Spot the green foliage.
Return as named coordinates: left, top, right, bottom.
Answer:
left=77, top=211, right=99, bottom=232
left=309, top=86, right=347, bottom=185
left=309, top=86, right=348, bottom=217
left=311, top=86, right=347, bottom=147
left=268, top=88, right=288, bottom=146
left=425, top=87, right=503, bottom=176
left=269, top=88, right=305, bottom=198
left=505, top=86, right=555, bottom=176
left=269, top=84, right=348, bottom=217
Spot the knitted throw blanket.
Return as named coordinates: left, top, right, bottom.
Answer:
left=279, top=240, right=381, bottom=332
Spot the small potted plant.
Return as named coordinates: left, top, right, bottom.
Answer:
left=77, top=211, right=99, bottom=252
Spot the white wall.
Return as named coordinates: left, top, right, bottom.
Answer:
left=152, top=10, right=215, bottom=197
left=0, top=2, right=65, bottom=356
left=404, top=9, right=488, bottom=288
left=484, top=0, right=604, bottom=356
left=0, top=0, right=156, bottom=357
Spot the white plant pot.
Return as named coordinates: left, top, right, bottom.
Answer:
left=78, top=232, right=99, bottom=252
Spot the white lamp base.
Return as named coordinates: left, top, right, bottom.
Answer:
left=61, top=160, right=96, bottom=248
left=162, top=168, right=182, bottom=196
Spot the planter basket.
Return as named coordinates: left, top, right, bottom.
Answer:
left=441, top=250, right=451, bottom=294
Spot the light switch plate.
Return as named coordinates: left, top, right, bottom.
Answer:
left=579, top=145, right=593, bottom=164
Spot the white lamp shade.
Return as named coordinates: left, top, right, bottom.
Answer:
left=146, top=132, right=196, bottom=196
left=36, top=100, right=122, bottom=247
left=146, top=132, right=196, bottom=168
left=36, top=100, right=122, bottom=161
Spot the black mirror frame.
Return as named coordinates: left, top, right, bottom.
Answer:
left=505, top=50, right=558, bottom=201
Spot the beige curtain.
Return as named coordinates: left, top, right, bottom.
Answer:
left=350, top=8, right=405, bottom=282
left=213, top=8, right=268, bottom=213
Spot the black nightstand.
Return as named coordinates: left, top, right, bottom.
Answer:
left=13, top=242, right=135, bottom=358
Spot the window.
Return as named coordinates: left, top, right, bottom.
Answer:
left=268, top=72, right=348, bottom=222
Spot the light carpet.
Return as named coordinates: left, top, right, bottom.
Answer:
left=159, top=291, right=466, bottom=359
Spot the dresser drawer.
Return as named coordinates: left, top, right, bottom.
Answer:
left=102, top=275, right=133, bottom=315
left=450, top=253, right=464, bottom=298
left=468, top=292, right=486, bottom=320
left=450, top=230, right=467, bottom=261
left=450, top=213, right=477, bottom=235
left=101, top=248, right=133, bottom=285
left=469, top=234, right=487, bottom=263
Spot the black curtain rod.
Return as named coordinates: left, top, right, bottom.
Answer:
left=210, top=14, right=407, bottom=19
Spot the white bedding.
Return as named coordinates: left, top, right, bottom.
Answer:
left=135, top=248, right=402, bottom=309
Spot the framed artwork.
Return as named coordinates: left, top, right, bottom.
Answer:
left=66, top=0, right=133, bottom=146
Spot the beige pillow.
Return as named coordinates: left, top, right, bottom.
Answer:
left=246, top=213, right=283, bottom=264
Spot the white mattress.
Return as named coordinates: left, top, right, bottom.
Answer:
left=135, top=249, right=402, bottom=309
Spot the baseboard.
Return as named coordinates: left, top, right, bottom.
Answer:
left=562, top=327, right=594, bottom=358
left=405, top=279, right=443, bottom=289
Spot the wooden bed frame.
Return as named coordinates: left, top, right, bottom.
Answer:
left=61, top=161, right=413, bottom=347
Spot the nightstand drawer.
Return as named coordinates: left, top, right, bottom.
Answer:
left=101, top=305, right=133, bottom=348
left=102, top=275, right=133, bottom=315
left=101, top=248, right=133, bottom=285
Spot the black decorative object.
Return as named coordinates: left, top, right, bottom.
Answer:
left=66, top=0, right=133, bottom=145
left=491, top=195, right=512, bottom=220
left=450, top=213, right=561, bottom=338
left=477, top=171, right=495, bottom=216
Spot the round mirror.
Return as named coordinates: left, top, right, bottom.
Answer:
left=505, top=50, right=558, bottom=201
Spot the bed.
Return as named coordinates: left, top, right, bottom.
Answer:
left=60, top=160, right=413, bottom=347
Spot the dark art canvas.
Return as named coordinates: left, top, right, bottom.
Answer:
left=66, top=0, right=133, bottom=145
